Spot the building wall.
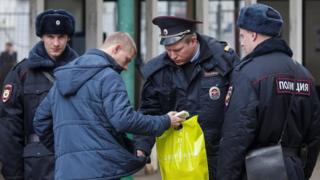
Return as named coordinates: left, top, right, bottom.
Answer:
left=0, top=0, right=29, bottom=61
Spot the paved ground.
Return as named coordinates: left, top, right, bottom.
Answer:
left=134, top=157, right=320, bottom=180
left=134, top=169, right=161, bottom=180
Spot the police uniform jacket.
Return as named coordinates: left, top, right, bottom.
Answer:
left=0, top=41, right=78, bottom=180
left=135, top=34, right=239, bottom=178
left=33, top=49, right=171, bottom=180
left=217, top=37, right=320, bottom=180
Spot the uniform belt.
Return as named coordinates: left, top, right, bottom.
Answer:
left=27, top=134, right=40, bottom=143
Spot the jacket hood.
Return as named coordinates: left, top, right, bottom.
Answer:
left=54, top=49, right=117, bottom=96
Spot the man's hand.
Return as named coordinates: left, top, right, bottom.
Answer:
left=167, top=111, right=183, bottom=128
left=136, top=149, right=146, bottom=157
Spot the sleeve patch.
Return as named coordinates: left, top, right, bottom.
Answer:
left=2, top=84, right=13, bottom=103
left=276, top=77, right=311, bottom=96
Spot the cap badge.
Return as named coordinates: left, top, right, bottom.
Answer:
left=163, top=29, right=168, bottom=36
left=209, top=86, right=220, bottom=100
left=56, top=20, right=61, bottom=26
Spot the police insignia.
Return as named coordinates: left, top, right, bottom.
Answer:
left=163, top=29, right=168, bottom=35
left=2, top=84, right=13, bottom=103
left=225, top=85, right=233, bottom=107
left=276, top=77, right=311, bottom=96
left=209, top=86, right=220, bottom=100
left=56, top=20, right=60, bottom=26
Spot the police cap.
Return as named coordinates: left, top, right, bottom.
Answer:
left=152, top=16, right=202, bottom=45
left=36, top=9, right=75, bottom=37
left=237, top=3, right=283, bottom=36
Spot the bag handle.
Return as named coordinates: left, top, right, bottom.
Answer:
left=42, top=71, right=55, bottom=84
left=277, top=78, right=296, bottom=145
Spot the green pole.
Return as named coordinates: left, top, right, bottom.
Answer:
left=118, top=0, right=136, bottom=179
left=118, top=0, right=136, bottom=106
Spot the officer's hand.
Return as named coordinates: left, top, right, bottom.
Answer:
left=136, top=150, right=146, bottom=157
left=167, top=111, right=183, bottom=128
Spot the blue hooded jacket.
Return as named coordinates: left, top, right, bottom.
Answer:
left=33, top=49, right=170, bottom=180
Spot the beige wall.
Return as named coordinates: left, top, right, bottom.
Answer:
left=304, top=0, right=320, bottom=86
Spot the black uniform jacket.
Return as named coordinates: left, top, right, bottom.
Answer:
left=135, top=34, right=239, bottom=178
left=217, top=37, right=320, bottom=180
left=0, top=41, right=78, bottom=180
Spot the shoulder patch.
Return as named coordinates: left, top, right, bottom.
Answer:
left=276, top=77, right=311, bottom=96
left=2, top=84, right=13, bottom=103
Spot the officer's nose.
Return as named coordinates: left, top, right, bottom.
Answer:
left=52, top=38, right=60, bottom=46
left=169, top=51, right=178, bottom=60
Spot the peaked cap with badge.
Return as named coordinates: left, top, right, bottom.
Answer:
left=152, top=16, right=202, bottom=45
left=36, top=9, right=75, bottom=37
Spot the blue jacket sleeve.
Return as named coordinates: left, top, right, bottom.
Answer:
left=102, top=72, right=170, bottom=137
left=33, top=88, right=54, bottom=150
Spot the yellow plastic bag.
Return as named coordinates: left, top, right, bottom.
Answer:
left=156, top=115, right=209, bottom=180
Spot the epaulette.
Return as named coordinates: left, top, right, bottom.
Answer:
left=141, top=53, right=168, bottom=79
left=206, top=39, right=239, bottom=76
left=11, top=58, right=27, bottom=71
left=216, top=41, right=231, bottom=53
left=11, top=58, right=30, bottom=81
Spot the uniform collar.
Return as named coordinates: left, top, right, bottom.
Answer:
left=190, top=43, right=200, bottom=63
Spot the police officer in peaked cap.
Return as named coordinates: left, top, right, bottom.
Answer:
left=0, top=9, right=78, bottom=180
left=134, top=16, right=239, bottom=179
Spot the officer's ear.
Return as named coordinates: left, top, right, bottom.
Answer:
left=251, top=32, right=258, bottom=41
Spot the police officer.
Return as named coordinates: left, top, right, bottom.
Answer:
left=217, top=4, right=320, bottom=180
left=0, top=9, right=78, bottom=180
left=135, top=16, right=239, bottom=179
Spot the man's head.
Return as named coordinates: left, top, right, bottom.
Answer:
left=102, top=32, right=136, bottom=70
left=36, top=9, right=75, bottom=60
left=4, top=42, right=13, bottom=52
left=237, top=3, right=283, bottom=55
left=153, top=16, right=201, bottom=65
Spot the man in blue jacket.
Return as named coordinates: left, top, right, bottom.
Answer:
left=33, top=32, right=182, bottom=180
left=217, top=4, right=320, bottom=180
